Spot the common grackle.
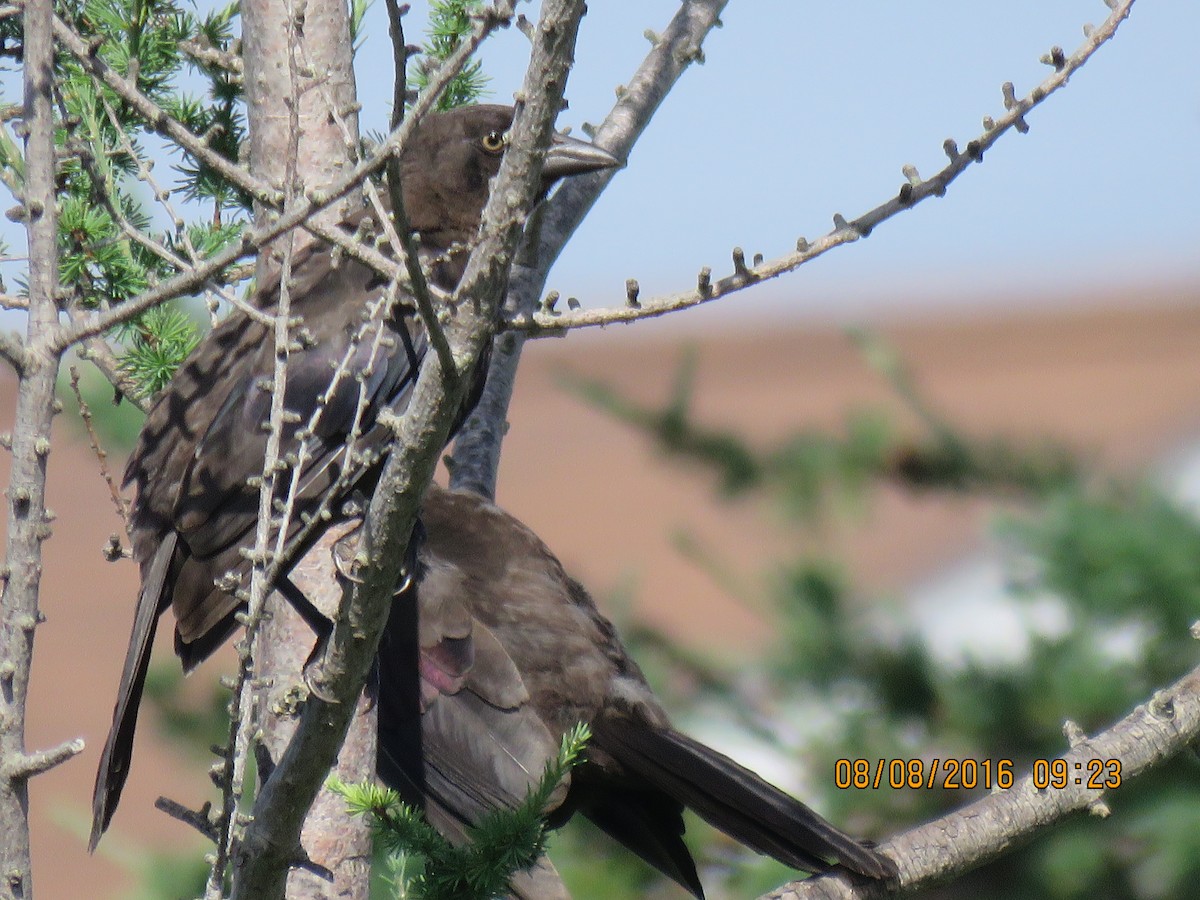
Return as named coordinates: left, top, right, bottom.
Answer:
left=364, top=486, right=897, bottom=899
left=90, top=104, right=618, bottom=849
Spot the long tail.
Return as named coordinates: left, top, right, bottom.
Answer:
left=89, top=534, right=176, bottom=851
left=591, top=716, right=896, bottom=882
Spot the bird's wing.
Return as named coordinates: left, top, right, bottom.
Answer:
left=377, top=548, right=567, bottom=835
left=123, top=312, right=263, bottom=560
left=173, top=259, right=420, bottom=560
left=418, top=486, right=896, bottom=890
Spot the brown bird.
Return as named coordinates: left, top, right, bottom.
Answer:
left=90, top=104, right=619, bottom=849
left=365, top=485, right=896, bottom=898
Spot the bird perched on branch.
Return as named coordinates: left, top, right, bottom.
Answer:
left=364, top=485, right=897, bottom=899
left=90, top=104, right=619, bottom=849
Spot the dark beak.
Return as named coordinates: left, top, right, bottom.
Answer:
left=542, top=132, right=621, bottom=181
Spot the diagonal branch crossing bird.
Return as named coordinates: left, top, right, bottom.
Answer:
left=90, top=104, right=619, bottom=849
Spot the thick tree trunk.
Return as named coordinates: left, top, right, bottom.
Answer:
left=240, top=1, right=371, bottom=897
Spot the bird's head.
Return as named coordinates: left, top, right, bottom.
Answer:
left=398, top=104, right=619, bottom=286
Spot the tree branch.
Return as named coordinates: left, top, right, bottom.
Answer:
left=449, top=0, right=729, bottom=498
left=763, top=660, right=1200, bottom=899
left=0, top=329, right=25, bottom=373
left=47, top=4, right=517, bottom=352
left=66, top=366, right=133, bottom=532
left=507, top=0, right=1136, bottom=336
left=379, top=2, right=461, bottom=386
left=0, top=0, right=62, bottom=894
left=214, top=0, right=374, bottom=894
left=72, top=326, right=151, bottom=412
left=2, top=738, right=85, bottom=780
left=228, top=2, right=585, bottom=896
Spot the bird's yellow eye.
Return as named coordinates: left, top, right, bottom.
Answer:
left=481, top=130, right=507, bottom=154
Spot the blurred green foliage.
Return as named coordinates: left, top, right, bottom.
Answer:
left=556, top=343, right=1200, bottom=899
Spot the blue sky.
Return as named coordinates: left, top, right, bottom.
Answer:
left=357, top=1, right=1198, bottom=326
left=1, top=2, right=1194, bottom=329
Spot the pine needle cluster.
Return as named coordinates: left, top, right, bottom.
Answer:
left=1, top=0, right=249, bottom=397
left=0, top=0, right=490, bottom=399
left=331, top=724, right=590, bottom=900
left=407, top=0, right=490, bottom=111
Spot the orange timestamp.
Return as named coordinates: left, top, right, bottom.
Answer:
left=1032, top=758, right=1122, bottom=790
left=834, top=757, right=1123, bottom=791
left=835, top=758, right=1014, bottom=791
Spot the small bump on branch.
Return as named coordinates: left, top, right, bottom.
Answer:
left=1042, top=45, right=1067, bottom=71
left=625, top=278, right=640, bottom=308
left=1002, top=82, right=1029, bottom=133
left=1062, top=720, right=1111, bottom=817
left=731, top=247, right=750, bottom=279
left=156, top=797, right=221, bottom=843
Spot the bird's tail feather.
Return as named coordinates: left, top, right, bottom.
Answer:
left=89, top=534, right=176, bottom=851
left=578, top=782, right=704, bottom=898
left=591, top=717, right=896, bottom=881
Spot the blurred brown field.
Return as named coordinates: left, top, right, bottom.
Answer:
left=6, top=288, right=1200, bottom=897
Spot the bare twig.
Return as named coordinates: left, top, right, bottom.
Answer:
left=209, top=0, right=351, bottom=891
left=179, top=36, right=244, bottom=79
left=95, top=93, right=234, bottom=325
left=294, top=19, right=458, bottom=387
left=66, top=366, right=132, bottom=531
left=256, top=286, right=403, bottom=598
left=209, top=96, right=297, bottom=900
left=2, top=738, right=86, bottom=780
left=72, top=326, right=149, bottom=411
left=154, top=796, right=220, bottom=843
left=507, top=0, right=1136, bottom=335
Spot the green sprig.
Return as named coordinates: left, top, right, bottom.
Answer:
left=332, top=723, right=590, bottom=900
left=407, top=0, right=490, bottom=110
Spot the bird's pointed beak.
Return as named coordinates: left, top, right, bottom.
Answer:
left=542, top=132, right=621, bottom=181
